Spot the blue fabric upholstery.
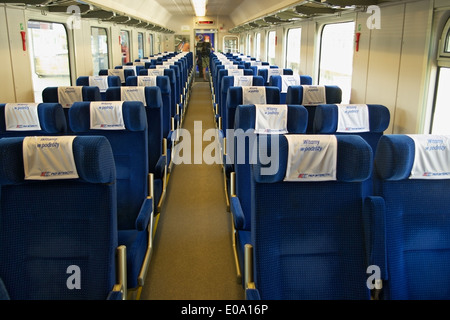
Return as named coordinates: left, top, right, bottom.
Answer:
left=99, top=69, right=135, bottom=84
left=42, top=86, right=101, bottom=133
left=365, top=134, right=450, bottom=299
left=76, top=76, right=121, bottom=100
left=286, top=85, right=342, bottom=133
left=224, top=85, right=280, bottom=139
left=216, top=69, right=254, bottom=115
left=268, top=75, right=313, bottom=103
left=0, top=136, right=122, bottom=300
left=69, top=101, right=152, bottom=290
left=141, top=68, right=178, bottom=132
left=0, top=103, right=67, bottom=137
left=69, top=101, right=148, bottom=230
left=125, top=75, right=172, bottom=142
left=248, top=134, right=372, bottom=300
left=104, top=87, right=165, bottom=210
left=314, top=104, right=391, bottom=195
left=231, top=104, right=308, bottom=286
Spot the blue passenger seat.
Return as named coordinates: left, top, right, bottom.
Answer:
left=269, top=74, right=313, bottom=103
left=76, top=75, right=121, bottom=100
left=42, top=86, right=101, bottom=132
left=105, top=86, right=167, bottom=212
left=246, top=134, right=373, bottom=300
left=230, top=104, right=308, bottom=285
left=286, top=85, right=342, bottom=133
left=0, top=103, right=67, bottom=137
left=0, top=135, right=125, bottom=300
left=314, top=103, right=390, bottom=195
left=364, top=134, right=450, bottom=300
left=69, top=101, right=154, bottom=295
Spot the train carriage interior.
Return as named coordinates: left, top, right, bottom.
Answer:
left=1, top=0, right=450, bottom=304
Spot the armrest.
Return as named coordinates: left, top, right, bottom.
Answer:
left=167, top=131, right=173, bottom=150
left=154, top=155, right=167, bottom=180
left=0, top=277, right=10, bottom=300
left=245, top=288, right=261, bottom=300
left=135, top=197, right=153, bottom=231
left=363, top=196, right=387, bottom=280
left=107, top=286, right=124, bottom=300
left=230, top=195, right=245, bottom=230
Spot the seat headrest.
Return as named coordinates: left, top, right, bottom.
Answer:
left=0, top=103, right=67, bottom=134
left=0, top=136, right=115, bottom=185
left=314, top=104, right=390, bottom=133
left=375, top=134, right=450, bottom=180
left=234, top=104, right=308, bottom=133
left=252, top=134, right=372, bottom=183
left=69, top=101, right=146, bottom=132
left=286, top=85, right=342, bottom=105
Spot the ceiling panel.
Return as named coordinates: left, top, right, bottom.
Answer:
left=152, top=0, right=246, bottom=16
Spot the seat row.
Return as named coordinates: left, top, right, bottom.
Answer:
left=40, top=86, right=169, bottom=213
left=227, top=104, right=450, bottom=299
left=0, top=100, right=161, bottom=299
left=213, top=78, right=378, bottom=209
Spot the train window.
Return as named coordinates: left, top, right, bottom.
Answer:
left=430, top=67, right=450, bottom=134
left=223, top=35, right=238, bottom=53
left=149, top=34, right=154, bottom=56
left=267, top=31, right=276, bottom=65
left=255, top=32, right=261, bottom=61
left=318, top=21, right=355, bottom=104
left=91, top=27, right=109, bottom=76
left=246, top=34, right=252, bottom=56
left=285, top=27, right=301, bottom=75
left=27, top=21, right=71, bottom=103
left=431, top=18, right=450, bottom=134
left=120, top=30, right=131, bottom=64
left=138, top=32, right=144, bottom=59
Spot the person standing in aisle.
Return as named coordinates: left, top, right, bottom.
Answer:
left=196, top=37, right=204, bottom=79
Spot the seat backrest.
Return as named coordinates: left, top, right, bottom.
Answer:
left=42, top=86, right=101, bottom=133
left=250, top=134, right=372, bottom=300
left=0, top=103, right=67, bottom=137
left=105, top=86, right=163, bottom=175
left=69, top=101, right=148, bottom=231
left=232, top=104, right=308, bottom=231
left=224, top=86, right=280, bottom=138
left=218, top=69, right=254, bottom=111
left=269, top=75, right=313, bottom=103
left=141, top=67, right=177, bottom=129
left=368, top=134, right=450, bottom=300
left=125, top=75, right=172, bottom=140
left=256, top=67, right=292, bottom=82
left=0, top=135, right=118, bottom=300
left=99, top=68, right=134, bottom=85
left=76, top=76, right=121, bottom=100
left=314, top=104, right=390, bottom=196
left=314, top=104, right=390, bottom=157
left=286, top=85, right=342, bottom=133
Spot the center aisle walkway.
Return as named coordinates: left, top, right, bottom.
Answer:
left=141, top=78, right=245, bottom=300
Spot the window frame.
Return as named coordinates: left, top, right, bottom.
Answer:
left=267, top=30, right=276, bottom=66
left=285, top=27, right=302, bottom=74
left=120, top=29, right=131, bottom=65
left=90, top=26, right=109, bottom=76
left=317, top=20, right=355, bottom=104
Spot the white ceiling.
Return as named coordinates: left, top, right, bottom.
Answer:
left=151, top=0, right=247, bottom=16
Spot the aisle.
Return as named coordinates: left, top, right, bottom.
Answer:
left=140, top=79, right=245, bottom=300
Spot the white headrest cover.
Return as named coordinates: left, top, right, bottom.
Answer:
left=90, top=101, right=125, bottom=130
left=23, top=136, right=79, bottom=180
left=336, top=104, right=370, bottom=133
left=284, top=135, right=337, bottom=182
left=408, top=134, right=450, bottom=179
left=5, top=103, right=41, bottom=131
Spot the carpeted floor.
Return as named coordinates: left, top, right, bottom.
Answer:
left=140, top=78, right=245, bottom=300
